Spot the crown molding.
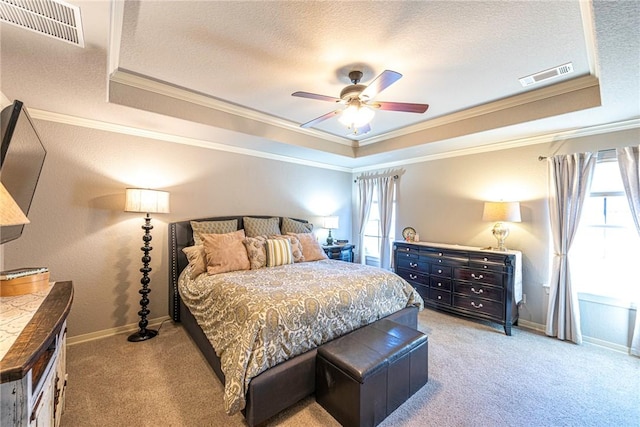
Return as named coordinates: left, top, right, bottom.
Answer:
left=357, top=74, right=600, bottom=147
left=109, top=69, right=353, bottom=147
left=28, top=108, right=353, bottom=173
left=352, top=118, right=640, bottom=173
left=27, top=106, right=637, bottom=174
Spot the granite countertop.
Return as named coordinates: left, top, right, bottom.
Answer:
left=0, top=283, right=54, bottom=361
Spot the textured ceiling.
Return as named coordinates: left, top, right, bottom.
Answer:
left=1, top=1, right=639, bottom=170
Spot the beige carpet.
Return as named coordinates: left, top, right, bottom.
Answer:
left=61, top=309, right=640, bottom=426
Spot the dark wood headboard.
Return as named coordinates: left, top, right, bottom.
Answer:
left=168, top=215, right=308, bottom=321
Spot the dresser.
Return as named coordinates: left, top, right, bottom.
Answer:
left=1, top=281, right=73, bottom=426
left=393, top=242, right=521, bottom=335
left=322, top=244, right=355, bottom=262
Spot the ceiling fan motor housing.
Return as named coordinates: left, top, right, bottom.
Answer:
left=340, top=84, right=367, bottom=100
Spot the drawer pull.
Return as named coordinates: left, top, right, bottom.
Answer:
left=471, top=287, right=483, bottom=294
left=437, top=269, right=443, bottom=274
left=483, top=257, right=488, bottom=262
left=437, top=282, right=442, bottom=287
left=437, top=295, right=442, bottom=300
left=409, top=274, right=418, bottom=280
left=471, top=301, right=484, bottom=309
left=483, top=265, right=488, bottom=269
left=471, top=273, right=484, bottom=280
left=410, top=262, right=418, bottom=268
left=438, top=252, right=443, bottom=256
left=438, top=259, right=442, bottom=263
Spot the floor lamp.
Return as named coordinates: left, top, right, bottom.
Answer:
left=125, top=188, right=170, bottom=342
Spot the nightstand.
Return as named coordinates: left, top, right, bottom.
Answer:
left=322, top=244, right=355, bottom=262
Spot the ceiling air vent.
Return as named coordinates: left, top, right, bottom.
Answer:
left=519, top=62, right=573, bottom=87
left=0, top=0, right=84, bottom=47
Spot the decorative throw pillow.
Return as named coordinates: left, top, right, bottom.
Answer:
left=269, top=234, right=304, bottom=263
left=243, top=236, right=268, bottom=270
left=281, top=217, right=313, bottom=234
left=202, top=230, right=250, bottom=274
left=182, top=245, right=207, bottom=279
left=265, top=239, right=294, bottom=267
left=287, top=232, right=328, bottom=262
left=243, top=217, right=281, bottom=237
left=191, top=219, right=238, bottom=245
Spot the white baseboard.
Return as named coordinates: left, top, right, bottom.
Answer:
left=517, top=318, right=631, bottom=354
left=67, top=316, right=171, bottom=346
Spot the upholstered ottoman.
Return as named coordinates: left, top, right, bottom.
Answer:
left=316, top=319, right=428, bottom=427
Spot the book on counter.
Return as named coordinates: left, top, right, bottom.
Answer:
left=0, top=267, right=49, bottom=281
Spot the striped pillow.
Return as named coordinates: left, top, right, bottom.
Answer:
left=265, top=238, right=293, bottom=267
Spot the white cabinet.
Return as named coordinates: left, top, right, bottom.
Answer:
left=0, top=282, right=73, bottom=427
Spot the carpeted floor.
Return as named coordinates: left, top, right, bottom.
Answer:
left=61, top=308, right=640, bottom=426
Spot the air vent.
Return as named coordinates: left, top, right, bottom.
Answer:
left=0, top=0, right=84, bottom=47
left=519, top=63, right=574, bottom=87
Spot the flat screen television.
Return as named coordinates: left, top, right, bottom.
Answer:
left=1, top=100, right=47, bottom=244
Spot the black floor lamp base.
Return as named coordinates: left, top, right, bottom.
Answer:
left=127, top=329, right=158, bottom=342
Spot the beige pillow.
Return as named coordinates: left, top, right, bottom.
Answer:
left=269, top=234, right=304, bottom=263
left=182, top=245, right=207, bottom=279
left=281, top=217, right=313, bottom=234
left=287, top=232, right=328, bottom=262
left=243, top=236, right=268, bottom=270
left=202, top=230, right=250, bottom=274
left=243, top=217, right=281, bottom=237
left=191, top=219, right=238, bottom=245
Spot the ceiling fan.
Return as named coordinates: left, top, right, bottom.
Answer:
left=292, top=69, right=429, bottom=135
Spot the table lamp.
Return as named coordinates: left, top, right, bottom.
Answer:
left=482, top=201, right=521, bottom=251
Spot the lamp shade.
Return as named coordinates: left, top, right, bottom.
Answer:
left=0, top=182, right=30, bottom=226
left=323, top=216, right=339, bottom=229
left=482, top=201, right=521, bottom=222
left=125, top=188, right=170, bottom=214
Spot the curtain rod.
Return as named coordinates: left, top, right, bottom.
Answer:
left=354, top=174, right=399, bottom=183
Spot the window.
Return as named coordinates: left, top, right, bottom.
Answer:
left=362, top=189, right=396, bottom=262
left=570, top=156, right=640, bottom=304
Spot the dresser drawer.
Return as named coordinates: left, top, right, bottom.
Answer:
left=469, top=253, right=509, bottom=272
left=412, top=283, right=429, bottom=302
left=429, top=276, right=452, bottom=291
left=395, top=244, right=420, bottom=257
left=397, top=269, right=428, bottom=286
left=453, top=281, right=503, bottom=303
left=454, top=267, right=504, bottom=287
left=430, top=264, right=452, bottom=277
left=453, top=294, right=503, bottom=320
left=429, top=288, right=451, bottom=305
left=422, top=249, right=468, bottom=266
left=397, top=257, right=428, bottom=272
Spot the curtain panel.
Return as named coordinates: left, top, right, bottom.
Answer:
left=355, top=170, right=401, bottom=269
left=546, top=153, right=596, bottom=344
left=616, top=146, right=640, bottom=357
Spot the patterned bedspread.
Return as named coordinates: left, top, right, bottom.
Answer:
left=178, top=259, right=423, bottom=415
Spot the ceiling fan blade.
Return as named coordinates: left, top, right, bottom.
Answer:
left=292, top=91, right=342, bottom=103
left=300, top=110, right=341, bottom=128
left=360, top=70, right=402, bottom=100
left=371, top=101, right=429, bottom=113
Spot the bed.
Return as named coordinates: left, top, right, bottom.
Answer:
left=168, top=215, right=423, bottom=426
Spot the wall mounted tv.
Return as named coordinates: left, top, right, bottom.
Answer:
left=1, top=100, right=47, bottom=244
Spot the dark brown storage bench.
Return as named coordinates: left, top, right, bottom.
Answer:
left=316, top=319, right=428, bottom=427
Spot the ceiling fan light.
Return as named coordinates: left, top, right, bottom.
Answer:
left=338, top=105, right=375, bottom=128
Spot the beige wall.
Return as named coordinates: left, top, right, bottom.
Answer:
left=2, top=120, right=353, bottom=338
left=3, top=113, right=637, bottom=348
left=369, top=127, right=639, bottom=342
